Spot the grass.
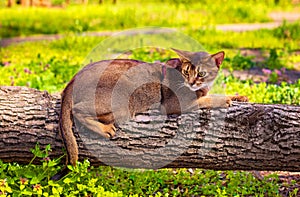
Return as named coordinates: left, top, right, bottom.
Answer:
left=187, top=24, right=300, bottom=51
left=0, top=0, right=298, bottom=38
left=0, top=145, right=293, bottom=196
left=221, top=75, right=300, bottom=105
left=0, top=30, right=299, bottom=107
left=1, top=23, right=300, bottom=93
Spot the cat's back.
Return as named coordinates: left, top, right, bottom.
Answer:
left=78, top=59, right=146, bottom=77
left=62, top=59, right=141, bottom=94
left=66, top=59, right=162, bottom=100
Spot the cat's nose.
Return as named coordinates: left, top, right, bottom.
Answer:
left=189, top=78, right=196, bottom=86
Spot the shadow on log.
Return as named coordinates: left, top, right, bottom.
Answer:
left=0, top=86, right=299, bottom=171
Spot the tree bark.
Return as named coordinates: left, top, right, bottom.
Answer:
left=0, top=86, right=299, bottom=171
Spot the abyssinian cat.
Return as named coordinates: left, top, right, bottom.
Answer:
left=53, top=48, right=248, bottom=179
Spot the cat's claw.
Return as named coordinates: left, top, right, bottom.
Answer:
left=100, top=123, right=116, bottom=138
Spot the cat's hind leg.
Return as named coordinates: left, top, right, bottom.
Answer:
left=73, top=101, right=116, bottom=138
left=74, top=112, right=116, bottom=138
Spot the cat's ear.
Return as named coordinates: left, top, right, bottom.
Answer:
left=211, top=51, right=225, bottom=68
left=171, top=48, right=193, bottom=63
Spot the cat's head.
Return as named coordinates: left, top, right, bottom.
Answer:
left=172, top=48, right=224, bottom=91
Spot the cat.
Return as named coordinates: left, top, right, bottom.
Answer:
left=52, top=48, right=248, bottom=180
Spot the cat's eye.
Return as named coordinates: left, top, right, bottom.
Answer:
left=183, top=63, right=191, bottom=76
left=183, top=69, right=189, bottom=75
left=198, top=71, right=206, bottom=77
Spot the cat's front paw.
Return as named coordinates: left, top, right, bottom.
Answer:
left=197, top=96, right=232, bottom=108
left=229, top=95, right=249, bottom=102
left=99, top=123, right=116, bottom=138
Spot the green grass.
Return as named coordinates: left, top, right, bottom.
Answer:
left=0, top=145, right=293, bottom=196
left=1, top=0, right=298, bottom=38
left=222, top=75, right=300, bottom=105
left=0, top=30, right=299, bottom=106
left=0, top=36, right=105, bottom=92
left=274, top=21, right=300, bottom=40
left=187, top=24, right=300, bottom=51
left=1, top=24, right=300, bottom=93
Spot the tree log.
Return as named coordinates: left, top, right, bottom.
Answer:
left=0, top=86, right=299, bottom=171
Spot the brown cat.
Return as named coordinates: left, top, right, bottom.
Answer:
left=52, top=48, right=248, bottom=180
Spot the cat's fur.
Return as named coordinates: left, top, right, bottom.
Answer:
left=52, top=49, right=248, bottom=180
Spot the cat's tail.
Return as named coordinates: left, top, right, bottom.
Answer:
left=51, top=80, right=78, bottom=180
left=59, top=81, right=78, bottom=167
